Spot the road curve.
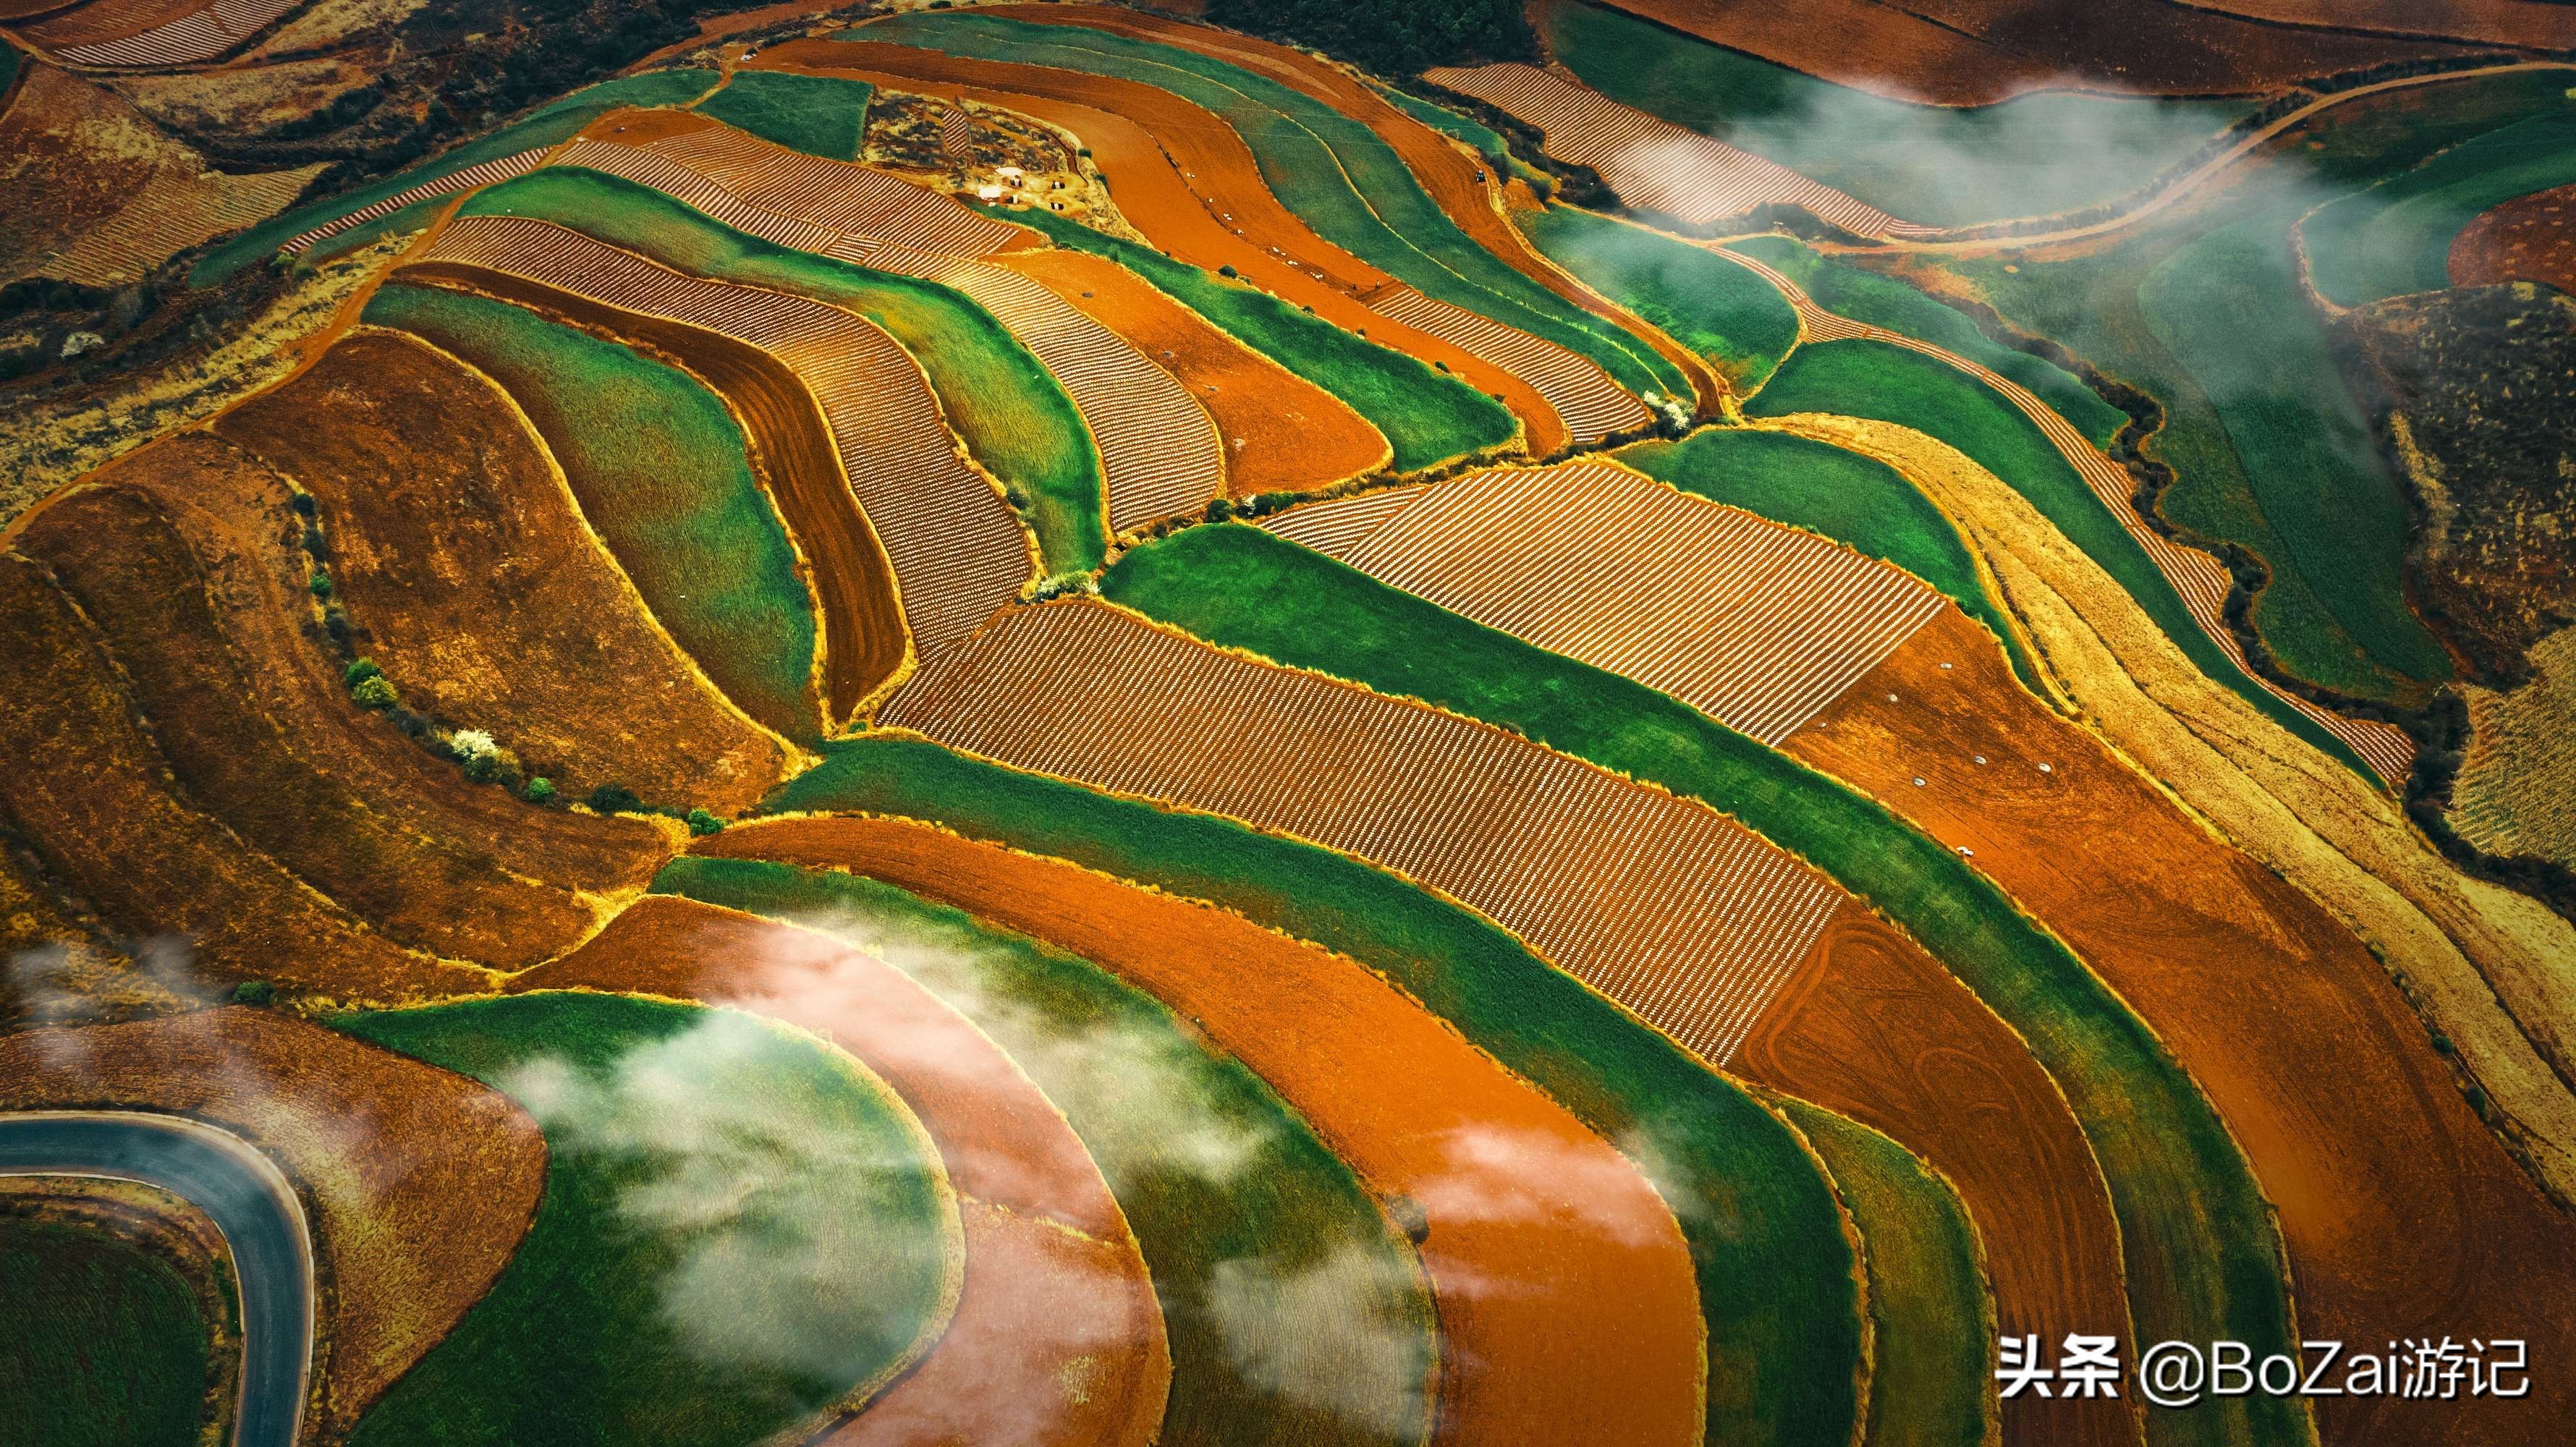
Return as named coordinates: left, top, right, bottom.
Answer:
left=0, top=1110, right=315, bottom=1447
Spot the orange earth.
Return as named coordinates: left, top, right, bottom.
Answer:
left=2449, top=182, right=2576, bottom=294
left=758, top=38, right=1561, bottom=454
left=996, top=247, right=1389, bottom=495
left=1025, top=4, right=1719, bottom=413
left=698, top=812, right=1710, bottom=1447
left=1787, top=606, right=2576, bottom=1443
left=1740, top=903, right=2133, bottom=1447
left=514, top=894, right=1170, bottom=1447
left=389, top=265, right=910, bottom=724
left=0, top=1007, right=548, bottom=1437
left=209, top=329, right=792, bottom=815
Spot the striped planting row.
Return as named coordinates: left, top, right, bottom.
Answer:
left=1259, top=484, right=1427, bottom=559
left=1420, top=63, right=1936, bottom=241
left=279, top=148, right=554, bottom=256
left=418, top=215, right=1034, bottom=661
left=936, top=102, right=975, bottom=160
left=51, top=0, right=292, bottom=67
left=643, top=124, right=1025, bottom=257
left=563, top=131, right=1224, bottom=532
left=1721, top=246, right=2418, bottom=785
left=1269, top=462, right=1946, bottom=743
left=883, top=598, right=1845, bottom=1065
left=1369, top=284, right=1650, bottom=446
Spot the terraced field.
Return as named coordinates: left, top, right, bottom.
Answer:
left=13, top=9, right=2576, bottom=1446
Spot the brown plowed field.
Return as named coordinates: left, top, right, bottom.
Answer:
left=210, top=331, right=789, bottom=815
left=0, top=1007, right=548, bottom=1438
left=1569, top=0, right=2487, bottom=106
left=33, top=428, right=669, bottom=934
left=2183, top=0, right=2576, bottom=51
left=698, top=814, right=1708, bottom=1447
left=20, top=0, right=195, bottom=48
left=1012, top=5, right=1719, bottom=411
left=393, top=265, right=910, bottom=723
left=0, top=548, right=483, bottom=1001
left=412, top=213, right=1034, bottom=665
left=36, top=0, right=298, bottom=67
left=14, top=480, right=622, bottom=970
left=514, top=894, right=1169, bottom=1447
left=758, top=40, right=1560, bottom=454
left=1786, top=606, right=2576, bottom=1443
left=1270, top=461, right=1947, bottom=744
left=2450, top=182, right=2576, bottom=292
left=881, top=598, right=1846, bottom=1067
left=999, top=247, right=1389, bottom=496
left=1740, top=904, right=2132, bottom=1447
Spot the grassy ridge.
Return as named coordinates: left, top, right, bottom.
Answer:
left=0, top=1218, right=212, bottom=1447
left=858, top=13, right=1687, bottom=400
left=336, top=992, right=954, bottom=1447
left=693, top=71, right=873, bottom=161
left=1522, top=205, right=1797, bottom=390
left=1743, top=337, right=2375, bottom=778
left=1541, top=1, right=2253, bottom=228
left=464, top=168, right=1104, bottom=574
left=1616, top=427, right=2042, bottom=691
left=768, top=734, right=1865, bottom=1447
left=1916, top=72, right=2572, bottom=703
left=653, top=856, right=1439, bottom=1447
left=2305, top=109, right=2576, bottom=306
left=1731, top=235, right=2127, bottom=448
left=1777, top=1101, right=1990, bottom=1447
left=1005, top=208, right=1515, bottom=473
left=2140, top=221, right=2454, bottom=688
left=192, top=69, right=716, bottom=286
left=1099, top=523, right=2306, bottom=1447
left=363, top=281, right=821, bottom=740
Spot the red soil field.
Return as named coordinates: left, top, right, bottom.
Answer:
left=392, top=264, right=911, bottom=724
left=1565, top=0, right=2488, bottom=106
left=412, top=213, right=1034, bottom=665
left=211, top=331, right=790, bottom=815
left=881, top=598, right=1846, bottom=1066
left=20, top=0, right=198, bottom=48
left=758, top=39, right=1564, bottom=455
left=14, top=479, right=636, bottom=971
left=0, top=548, right=462, bottom=1000
left=1016, top=5, right=1719, bottom=412
left=0, top=1007, right=548, bottom=1437
left=999, top=247, right=1389, bottom=496
left=1740, top=904, right=2132, bottom=1447
left=1266, top=462, right=1947, bottom=744
left=1785, top=606, right=2576, bottom=1443
left=2449, top=182, right=2576, bottom=293
left=514, top=894, right=1170, bottom=1447
left=699, top=814, right=1708, bottom=1446
left=32, top=0, right=299, bottom=67
left=2183, top=0, right=2576, bottom=51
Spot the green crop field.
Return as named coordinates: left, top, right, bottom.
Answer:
left=692, top=71, right=872, bottom=161
left=1731, top=236, right=2127, bottom=448
left=1006, top=208, right=1516, bottom=472
left=653, top=856, right=1439, bottom=1447
left=464, top=168, right=1105, bottom=574
left=1777, top=1101, right=1990, bottom=1447
left=192, top=68, right=717, bottom=287
left=0, top=1218, right=213, bottom=1447
left=336, top=992, right=955, bottom=1447
left=767, top=732, right=1866, bottom=1447
left=1616, top=428, right=2041, bottom=691
left=1541, top=2, right=2253, bottom=229
left=365, top=282, right=821, bottom=739
left=1911, top=72, right=2571, bottom=706
left=857, top=13, right=1687, bottom=401
left=2304, top=107, right=2576, bottom=306
left=1743, top=336, right=2376, bottom=776
left=1522, top=207, right=1797, bottom=390
left=2140, top=220, right=2454, bottom=687
left=1098, top=522, right=2308, bottom=1447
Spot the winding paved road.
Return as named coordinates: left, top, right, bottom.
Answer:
left=0, top=1111, right=313, bottom=1447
